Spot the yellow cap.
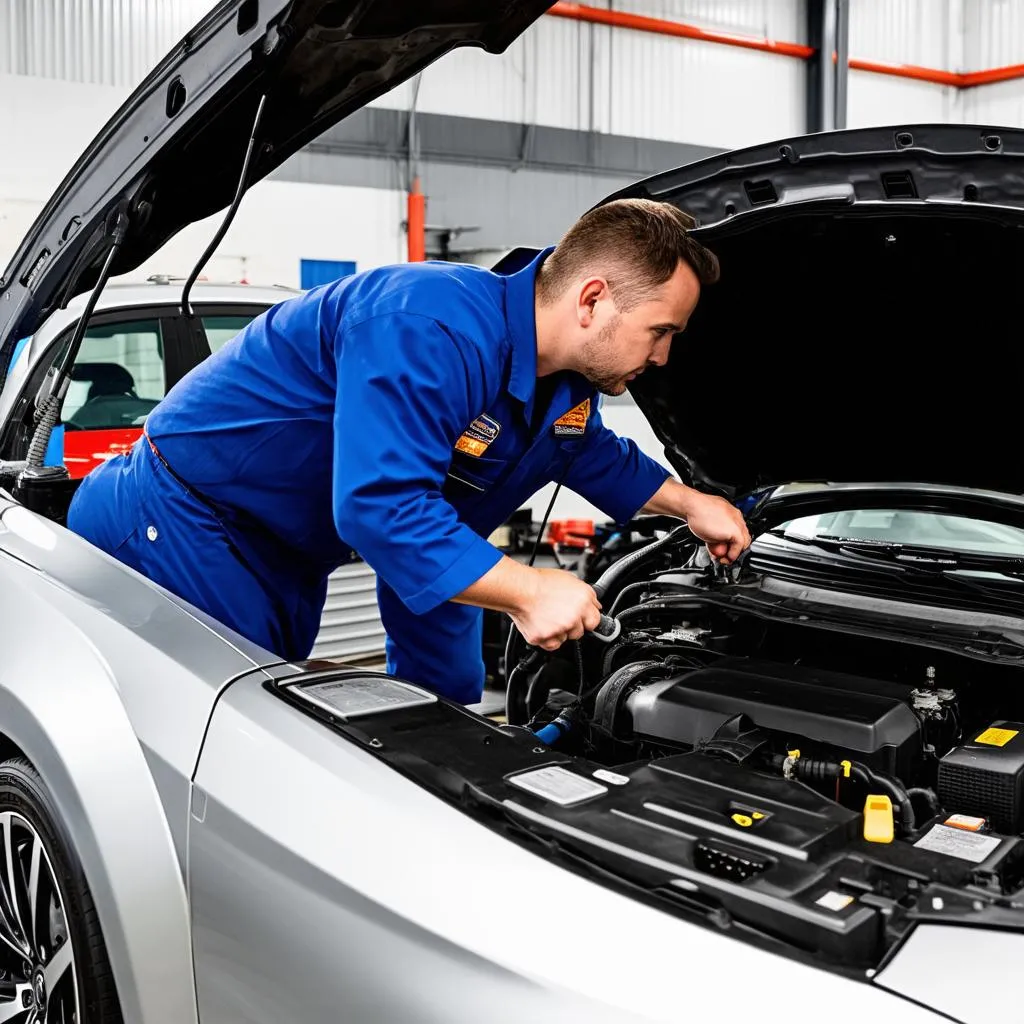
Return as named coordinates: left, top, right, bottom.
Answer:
left=863, top=794, right=894, bottom=844
left=731, top=813, right=753, bottom=828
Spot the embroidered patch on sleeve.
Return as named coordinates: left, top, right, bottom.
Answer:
left=552, top=399, right=591, bottom=436
left=454, top=413, right=501, bottom=457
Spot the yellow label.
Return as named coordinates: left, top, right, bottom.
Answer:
left=975, top=727, right=1019, bottom=747
left=454, top=434, right=488, bottom=457
left=751, top=812, right=765, bottom=820
left=731, top=813, right=753, bottom=828
left=552, top=399, right=591, bottom=435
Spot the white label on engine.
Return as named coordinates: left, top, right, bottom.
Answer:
left=508, top=766, right=608, bottom=806
left=593, top=769, right=630, bottom=786
left=816, top=891, right=854, bottom=912
left=914, top=824, right=1001, bottom=863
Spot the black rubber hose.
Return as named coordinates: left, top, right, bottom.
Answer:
left=591, top=523, right=693, bottom=603
left=769, top=754, right=917, bottom=835
left=907, top=786, right=942, bottom=819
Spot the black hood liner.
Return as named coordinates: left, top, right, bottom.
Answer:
left=0, top=0, right=553, bottom=387
left=625, top=204, right=1024, bottom=499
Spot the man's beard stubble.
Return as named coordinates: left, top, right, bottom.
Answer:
left=578, top=316, right=629, bottom=396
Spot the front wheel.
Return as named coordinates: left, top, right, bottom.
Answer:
left=0, top=758, right=122, bottom=1023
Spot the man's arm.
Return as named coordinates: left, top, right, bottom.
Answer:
left=452, top=556, right=602, bottom=651
left=561, top=407, right=750, bottom=562
left=639, top=476, right=751, bottom=563
left=333, top=313, right=599, bottom=648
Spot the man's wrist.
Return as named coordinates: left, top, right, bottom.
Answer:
left=643, top=477, right=701, bottom=519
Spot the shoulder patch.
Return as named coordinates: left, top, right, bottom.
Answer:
left=455, top=413, right=501, bottom=457
left=553, top=399, right=590, bottom=436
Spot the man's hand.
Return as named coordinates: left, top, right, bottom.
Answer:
left=509, top=567, right=603, bottom=651
left=452, top=557, right=602, bottom=651
left=642, top=477, right=752, bottom=563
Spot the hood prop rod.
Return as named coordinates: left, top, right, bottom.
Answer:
left=180, top=93, right=267, bottom=317
left=18, top=206, right=132, bottom=475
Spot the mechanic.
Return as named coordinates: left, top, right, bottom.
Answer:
left=67, top=198, right=751, bottom=703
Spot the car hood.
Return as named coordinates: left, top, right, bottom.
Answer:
left=0, top=0, right=553, bottom=388
left=604, top=124, right=1024, bottom=502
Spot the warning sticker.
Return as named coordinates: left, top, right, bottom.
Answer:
left=945, top=813, right=986, bottom=832
left=553, top=399, right=591, bottom=436
left=975, top=726, right=1019, bottom=747
left=454, top=413, right=501, bottom=457
left=914, top=824, right=1002, bottom=863
left=816, top=891, right=854, bottom=912
left=508, top=766, right=608, bottom=806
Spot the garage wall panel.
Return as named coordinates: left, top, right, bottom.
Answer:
left=964, top=0, right=1024, bottom=70
left=0, top=0, right=212, bottom=88
left=849, top=0, right=958, bottom=69
left=846, top=71, right=959, bottom=129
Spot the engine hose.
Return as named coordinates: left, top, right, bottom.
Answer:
left=907, top=786, right=942, bottom=819
left=591, top=523, right=693, bottom=603
left=25, top=394, right=61, bottom=468
left=769, top=754, right=917, bottom=835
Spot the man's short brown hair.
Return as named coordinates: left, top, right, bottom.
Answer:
left=536, top=197, right=720, bottom=311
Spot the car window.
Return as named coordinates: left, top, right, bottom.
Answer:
left=778, top=509, right=1024, bottom=556
left=202, top=314, right=259, bottom=354
left=61, top=318, right=165, bottom=430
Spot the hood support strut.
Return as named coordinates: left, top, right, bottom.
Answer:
left=180, top=94, right=268, bottom=317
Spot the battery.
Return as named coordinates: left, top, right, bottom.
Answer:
left=937, top=721, right=1024, bottom=834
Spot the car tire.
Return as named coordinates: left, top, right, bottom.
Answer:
left=0, top=757, right=123, bottom=1022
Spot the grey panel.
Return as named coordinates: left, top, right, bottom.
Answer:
left=309, top=560, right=386, bottom=661
left=270, top=108, right=723, bottom=252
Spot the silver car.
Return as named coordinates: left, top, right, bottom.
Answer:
left=0, top=2, right=1020, bottom=1023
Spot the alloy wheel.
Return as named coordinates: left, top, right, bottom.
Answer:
left=0, top=812, right=78, bottom=1023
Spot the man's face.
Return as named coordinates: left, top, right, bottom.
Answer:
left=576, top=261, right=702, bottom=396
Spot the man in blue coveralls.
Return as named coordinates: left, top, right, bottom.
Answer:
left=67, top=198, right=750, bottom=703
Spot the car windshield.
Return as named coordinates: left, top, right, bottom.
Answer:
left=776, top=509, right=1024, bottom=557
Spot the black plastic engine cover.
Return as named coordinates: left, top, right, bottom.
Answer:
left=625, top=658, right=921, bottom=777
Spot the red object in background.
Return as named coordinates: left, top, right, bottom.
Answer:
left=407, top=178, right=426, bottom=262
left=63, top=428, right=141, bottom=478
left=547, top=518, right=595, bottom=549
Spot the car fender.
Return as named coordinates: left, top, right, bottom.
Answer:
left=0, top=551, right=198, bottom=1024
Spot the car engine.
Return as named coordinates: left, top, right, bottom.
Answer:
left=496, top=524, right=1024, bottom=968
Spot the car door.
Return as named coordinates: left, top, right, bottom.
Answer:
left=8, top=303, right=271, bottom=478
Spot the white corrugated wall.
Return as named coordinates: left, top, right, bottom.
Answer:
left=846, top=0, right=962, bottom=128
left=0, top=0, right=216, bottom=88
left=376, top=0, right=807, bottom=149
left=963, top=0, right=1024, bottom=126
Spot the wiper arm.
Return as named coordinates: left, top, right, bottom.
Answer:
left=814, top=536, right=1024, bottom=577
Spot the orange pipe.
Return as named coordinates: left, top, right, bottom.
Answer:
left=548, top=2, right=813, bottom=59
left=547, top=1, right=1024, bottom=89
left=407, top=177, right=425, bottom=263
left=962, top=63, right=1024, bottom=87
left=846, top=56, right=963, bottom=87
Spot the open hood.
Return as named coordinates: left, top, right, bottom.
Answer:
left=0, top=0, right=553, bottom=388
left=606, top=125, right=1024, bottom=502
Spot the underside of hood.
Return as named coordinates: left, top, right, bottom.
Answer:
left=0, top=0, right=552, bottom=386
left=610, top=125, right=1024, bottom=501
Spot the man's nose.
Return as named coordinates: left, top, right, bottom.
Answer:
left=650, top=337, right=672, bottom=366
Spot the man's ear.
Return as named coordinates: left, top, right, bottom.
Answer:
left=577, top=277, right=608, bottom=327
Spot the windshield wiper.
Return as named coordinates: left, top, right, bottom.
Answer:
left=813, top=535, right=1024, bottom=578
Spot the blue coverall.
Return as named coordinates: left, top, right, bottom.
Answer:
left=66, top=248, right=670, bottom=703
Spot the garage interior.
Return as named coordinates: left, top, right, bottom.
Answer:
left=3, top=0, right=1024, bottom=672
left=2, top=3, right=1024, bottom=1021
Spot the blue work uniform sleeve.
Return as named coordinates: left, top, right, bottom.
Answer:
left=332, top=312, right=503, bottom=616
left=563, top=403, right=672, bottom=524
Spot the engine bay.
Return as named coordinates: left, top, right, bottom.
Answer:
left=276, top=522, right=1024, bottom=976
